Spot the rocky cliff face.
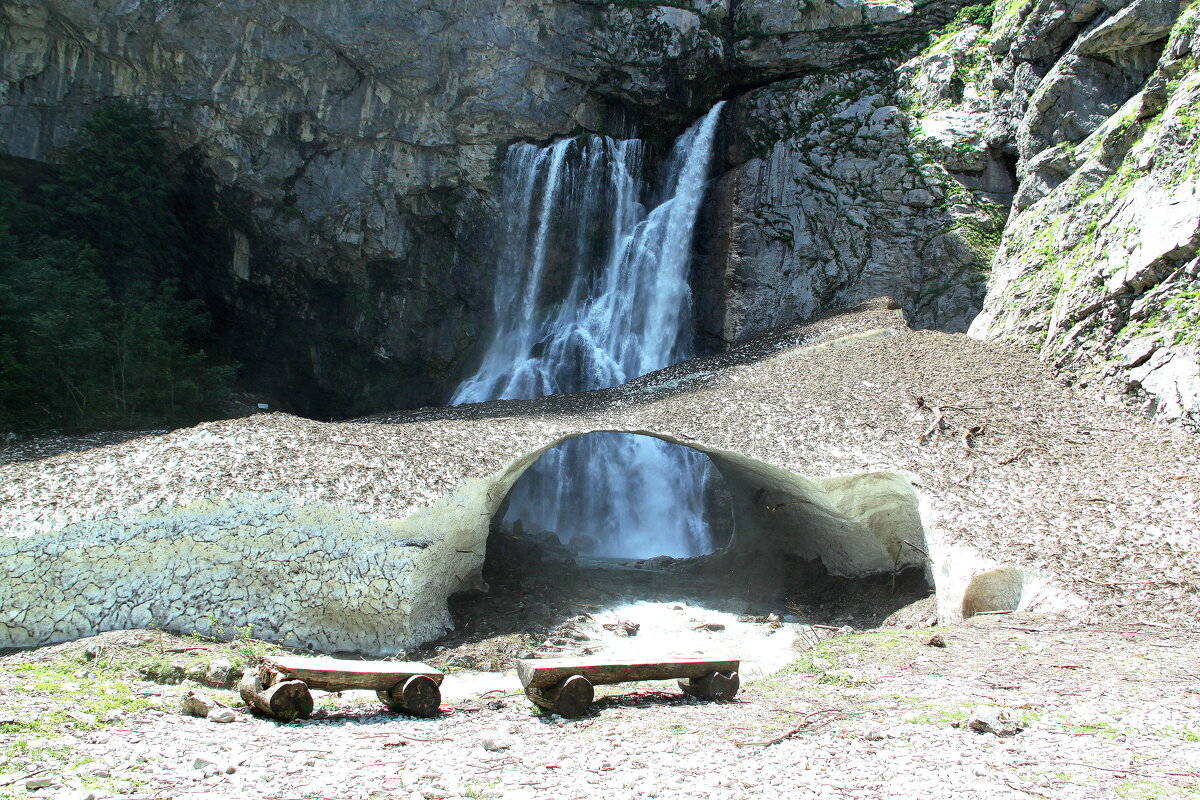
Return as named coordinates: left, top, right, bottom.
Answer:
left=0, top=0, right=973, bottom=416
left=900, top=0, right=1198, bottom=426
left=0, top=0, right=728, bottom=416
left=1, top=0, right=1196, bottom=425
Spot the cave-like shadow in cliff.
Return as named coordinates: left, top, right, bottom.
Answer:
left=415, top=429, right=933, bottom=668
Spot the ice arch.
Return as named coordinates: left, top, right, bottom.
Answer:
left=0, top=428, right=931, bottom=656
left=477, top=429, right=929, bottom=579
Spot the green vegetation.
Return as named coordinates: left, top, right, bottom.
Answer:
left=928, top=0, right=997, bottom=43
left=0, top=99, right=234, bottom=434
left=1123, top=282, right=1200, bottom=346
left=1117, top=779, right=1200, bottom=799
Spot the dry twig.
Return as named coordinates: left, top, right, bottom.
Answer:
left=736, top=708, right=865, bottom=746
left=998, top=446, right=1032, bottom=465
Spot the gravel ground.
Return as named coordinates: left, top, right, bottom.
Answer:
left=1, top=614, right=1198, bottom=800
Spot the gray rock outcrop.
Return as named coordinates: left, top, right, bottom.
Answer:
left=0, top=0, right=728, bottom=415
left=895, top=0, right=1200, bottom=427
left=2, top=0, right=1197, bottom=427
left=0, top=0, right=982, bottom=416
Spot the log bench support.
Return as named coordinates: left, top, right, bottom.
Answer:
left=239, top=669, right=315, bottom=721
left=525, top=674, right=595, bottom=719
left=517, top=656, right=741, bottom=718
left=241, top=657, right=444, bottom=720
left=376, top=674, right=442, bottom=718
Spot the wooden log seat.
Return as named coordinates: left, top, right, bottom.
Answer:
left=516, top=656, right=741, bottom=718
left=241, top=656, right=444, bottom=720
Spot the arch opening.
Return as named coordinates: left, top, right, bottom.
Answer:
left=493, top=432, right=733, bottom=561
left=418, top=431, right=936, bottom=674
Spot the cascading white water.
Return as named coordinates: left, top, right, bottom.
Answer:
left=453, top=103, right=725, bottom=559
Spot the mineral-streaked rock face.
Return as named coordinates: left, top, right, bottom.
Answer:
left=2, top=303, right=1197, bottom=653
left=0, top=0, right=728, bottom=415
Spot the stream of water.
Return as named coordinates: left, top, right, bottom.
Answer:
left=452, top=103, right=725, bottom=559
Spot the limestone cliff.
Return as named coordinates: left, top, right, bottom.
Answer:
left=0, top=0, right=973, bottom=416
left=0, top=0, right=727, bottom=416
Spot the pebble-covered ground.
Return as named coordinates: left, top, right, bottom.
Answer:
left=1, top=614, right=1198, bottom=800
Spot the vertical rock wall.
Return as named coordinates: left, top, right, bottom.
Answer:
left=0, top=0, right=727, bottom=417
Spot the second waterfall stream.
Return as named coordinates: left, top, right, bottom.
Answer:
left=452, top=103, right=725, bottom=559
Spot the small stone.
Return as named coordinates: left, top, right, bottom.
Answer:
left=192, top=755, right=220, bottom=771
left=25, top=777, right=55, bottom=789
left=811, top=656, right=834, bottom=671
left=927, top=634, right=946, bottom=647
left=102, top=709, right=124, bottom=723
left=207, top=707, right=237, bottom=724
left=903, top=188, right=937, bottom=208
left=66, top=711, right=96, bottom=726
left=206, top=657, right=233, bottom=686
left=968, top=706, right=1023, bottom=736
left=480, top=732, right=512, bottom=751
left=180, top=689, right=222, bottom=718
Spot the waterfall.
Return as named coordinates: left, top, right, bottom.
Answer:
left=453, top=103, right=725, bottom=559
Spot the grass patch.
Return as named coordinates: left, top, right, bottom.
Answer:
left=1118, top=779, right=1200, bottom=799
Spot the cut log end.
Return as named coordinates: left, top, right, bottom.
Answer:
left=678, top=671, right=740, bottom=701
left=377, top=674, right=442, bottom=717
left=239, top=668, right=314, bottom=721
left=526, top=674, right=594, bottom=718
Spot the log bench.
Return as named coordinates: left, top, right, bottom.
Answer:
left=516, top=656, right=740, bottom=718
left=239, top=656, right=444, bottom=720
